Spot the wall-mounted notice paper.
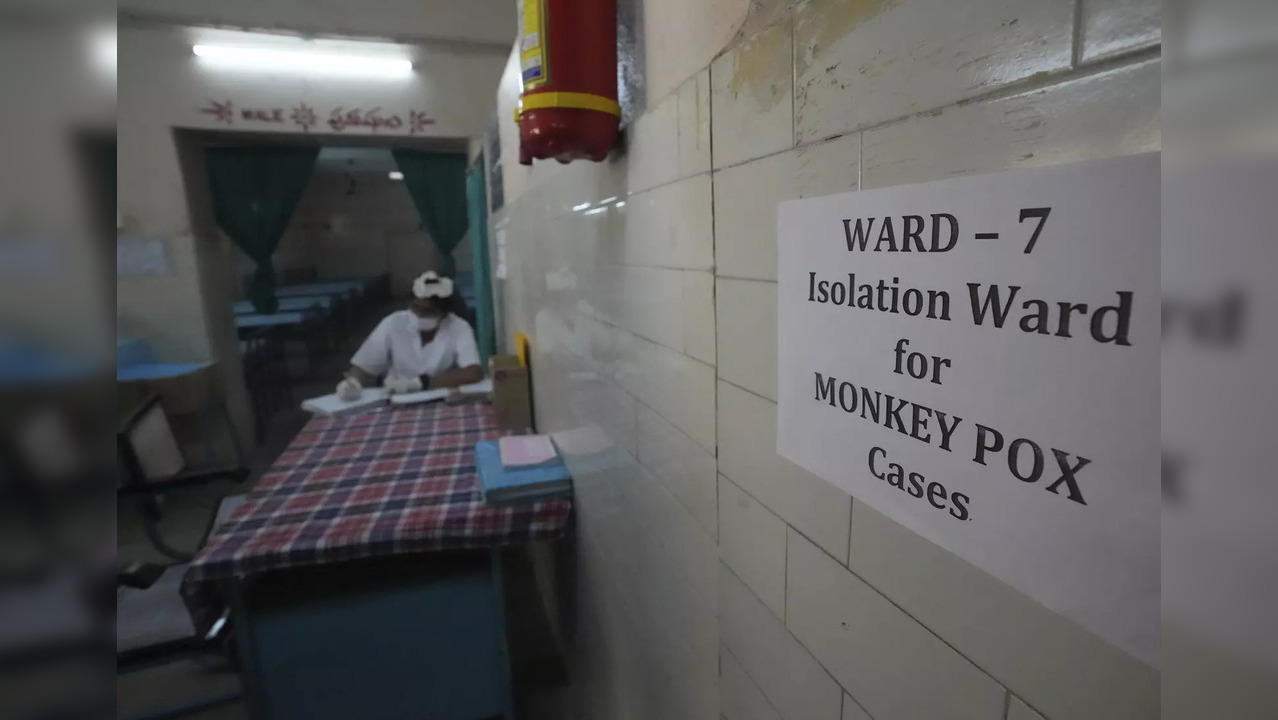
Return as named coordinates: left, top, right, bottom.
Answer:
left=776, top=154, right=1159, bottom=666
left=494, top=227, right=508, bottom=279
left=117, top=237, right=173, bottom=277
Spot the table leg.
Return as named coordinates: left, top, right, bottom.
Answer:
left=229, top=578, right=268, bottom=720
left=490, top=550, right=515, bottom=720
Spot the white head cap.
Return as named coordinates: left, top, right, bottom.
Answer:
left=412, top=271, right=454, bottom=300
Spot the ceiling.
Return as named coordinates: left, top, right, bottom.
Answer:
left=118, top=0, right=516, bottom=50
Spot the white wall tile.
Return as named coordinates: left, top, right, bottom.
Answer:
left=717, top=278, right=778, bottom=400
left=793, top=0, right=1074, bottom=142
left=651, top=344, right=718, bottom=453
left=572, top=458, right=720, bottom=720
left=626, top=93, right=680, bottom=195
left=1008, top=696, right=1046, bottom=720
left=642, top=2, right=749, bottom=106
left=714, top=133, right=860, bottom=282
left=637, top=403, right=719, bottom=540
left=678, top=70, right=715, bottom=177
left=720, top=563, right=843, bottom=720
left=628, top=70, right=713, bottom=194
left=721, top=647, right=784, bottom=720
left=684, top=270, right=717, bottom=365
left=1163, top=624, right=1278, bottom=720
left=718, top=380, right=851, bottom=561
left=719, top=475, right=788, bottom=619
left=842, top=694, right=873, bottom=720
left=793, top=132, right=862, bottom=198
left=714, top=150, right=798, bottom=282
left=572, top=373, right=640, bottom=458
left=712, top=18, right=795, bottom=169
left=592, top=263, right=628, bottom=339
left=614, top=330, right=657, bottom=402
left=1080, top=0, right=1160, bottom=63
left=786, top=529, right=1006, bottom=720
left=847, top=503, right=1160, bottom=720
left=862, top=59, right=1160, bottom=189
left=622, top=266, right=686, bottom=350
left=625, top=174, right=714, bottom=270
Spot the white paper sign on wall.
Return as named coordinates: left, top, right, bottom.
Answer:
left=117, top=237, right=173, bottom=278
left=776, top=154, right=1159, bottom=666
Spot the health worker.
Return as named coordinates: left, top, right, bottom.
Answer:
left=336, top=271, right=482, bottom=400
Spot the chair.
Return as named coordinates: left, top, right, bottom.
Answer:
left=116, top=393, right=250, bottom=717
left=116, top=493, right=247, bottom=719
left=117, top=393, right=250, bottom=562
left=116, top=492, right=246, bottom=667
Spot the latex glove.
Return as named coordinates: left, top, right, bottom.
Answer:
left=384, top=374, right=423, bottom=395
left=336, top=377, right=362, bottom=401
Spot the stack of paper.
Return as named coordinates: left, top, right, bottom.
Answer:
left=475, top=440, right=572, bottom=505
left=498, top=435, right=559, bottom=468
left=301, top=388, right=389, bottom=416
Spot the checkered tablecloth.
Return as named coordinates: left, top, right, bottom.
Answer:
left=181, top=399, right=572, bottom=631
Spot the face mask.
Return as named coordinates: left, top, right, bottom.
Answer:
left=414, top=314, right=440, bottom=332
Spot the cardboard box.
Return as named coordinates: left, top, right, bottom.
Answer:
left=491, top=353, right=532, bottom=432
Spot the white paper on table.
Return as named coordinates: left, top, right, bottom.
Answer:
left=389, top=388, right=451, bottom=406
left=458, top=378, right=493, bottom=394
left=301, top=388, right=389, bottom=416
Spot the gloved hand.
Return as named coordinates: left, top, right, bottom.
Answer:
left=384, top=374, right=423, bottom=395
left=336, top=376, right=362, bottom=401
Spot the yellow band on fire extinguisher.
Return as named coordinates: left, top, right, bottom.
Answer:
left=516, top=91, right=621, bottom=121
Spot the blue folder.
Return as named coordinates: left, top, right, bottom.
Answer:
left=474, top=440, right=572, bottom=505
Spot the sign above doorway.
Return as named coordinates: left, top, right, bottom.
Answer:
left=197, top=99, right=435, bottom=134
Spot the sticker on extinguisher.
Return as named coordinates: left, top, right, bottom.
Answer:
left=518, top=0, right=549, bottom=89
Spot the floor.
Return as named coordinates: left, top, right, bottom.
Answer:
left=115, top=298, right=576, bottom=719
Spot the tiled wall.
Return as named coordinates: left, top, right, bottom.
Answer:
left=493, top=1, right=1160, bottom=718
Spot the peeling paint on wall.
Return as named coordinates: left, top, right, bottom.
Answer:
left=729, top=20, right=792, bottom=109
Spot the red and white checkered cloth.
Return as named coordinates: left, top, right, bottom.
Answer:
left=181, top=399, right=572, bottom=631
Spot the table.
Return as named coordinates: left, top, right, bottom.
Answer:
left=233, top=311, right=314, bottom=330
left=116, top=361, right=212, bottom=382
left=181, top=400, right=571, bottom=718
left=273, top=281, right=363, bottom=298
left=116, top=361, right=244, bottom=468
left=232, top=296, right=333, bottom=316
left=116, top=338, right=157, bottom=368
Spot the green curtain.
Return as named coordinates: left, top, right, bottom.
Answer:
left=466, top=160, right=496, bottom=368
left=392, top=150, right=469, bottom=277
left=205, top=146, right=319, bottom=313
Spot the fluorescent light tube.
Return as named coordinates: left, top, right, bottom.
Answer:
left=192, top=44, right=412, bottom=78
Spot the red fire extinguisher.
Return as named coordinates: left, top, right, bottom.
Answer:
left=516, top=0, right=619, bottom=165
